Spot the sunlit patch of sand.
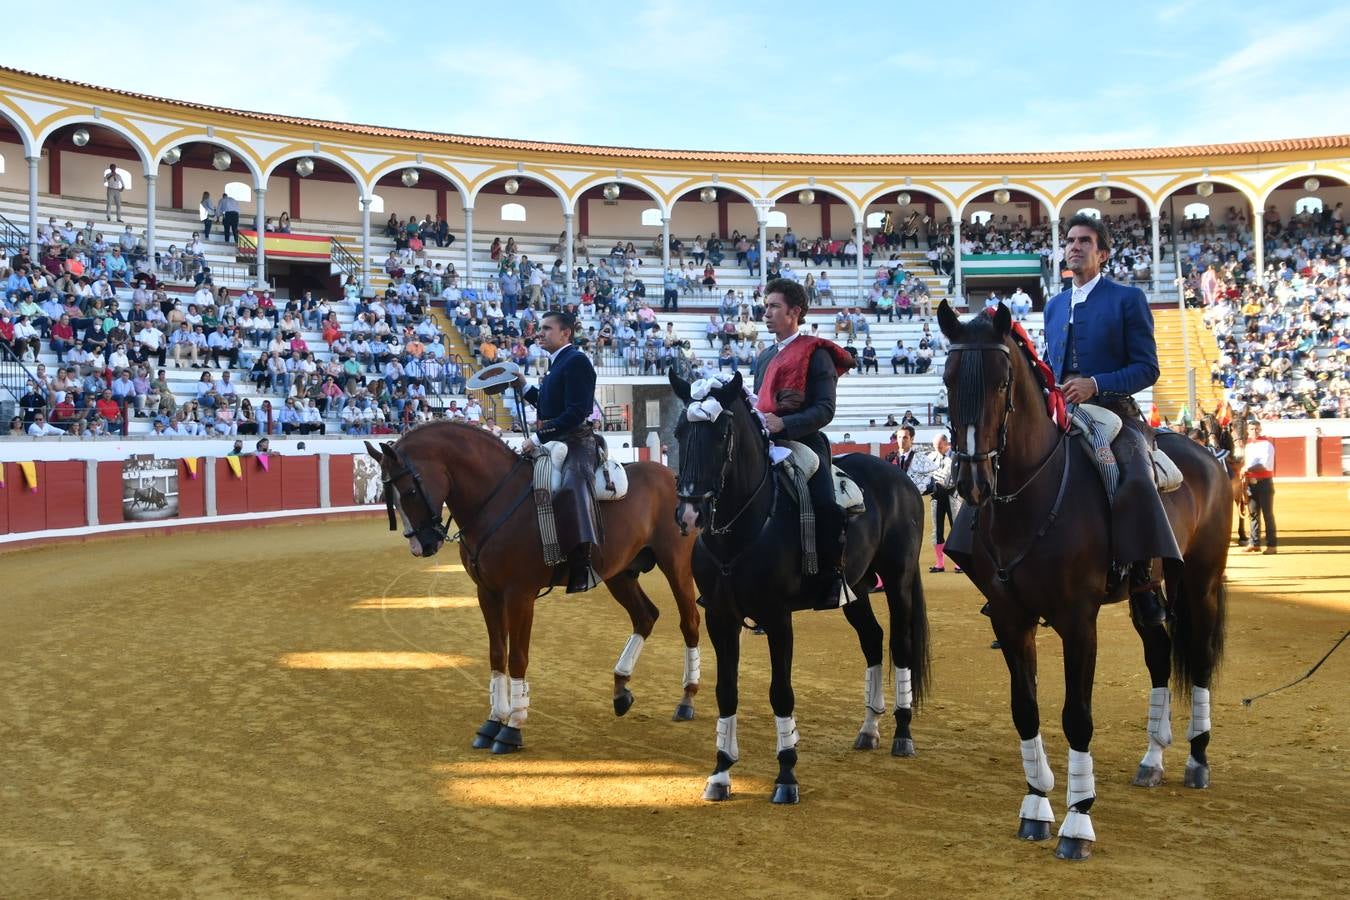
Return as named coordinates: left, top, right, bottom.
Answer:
left=425, top=563, right=467, bottom=574
left=350, top=596, right=479, bottom=610
left=280, top=651, right=471, bottom=670
left=433, top=759, right=772, bottom=807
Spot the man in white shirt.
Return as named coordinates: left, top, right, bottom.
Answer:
left=104, top=163, right=125, bottom=222
left=28, top=413, right=65, bottom=436
left=1241, top=421, right=1277, bottom=554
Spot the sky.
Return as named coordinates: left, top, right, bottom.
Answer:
left=6, top=1, right=1349, bottom=155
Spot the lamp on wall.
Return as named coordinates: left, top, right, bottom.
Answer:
left=797, top=189, right=815, bottom=205
left=295, top=157, right=315, bottom=178
left=1304, top=177, right=1320, bottom=192
left=71, top=128, right=91, bottom=147
left=993, top=189, right=1011, bottom=205
left=896, top=191, right=911, bottom=206
left=504, top=178, right=520, bottom=195
left=603, top=182, right=621, bottom=201
left=1196, top=181, right=1215, bottom=197
left=1094, top=186, right=1112, bottom=203
left=212, top=150, right=232, bottom=171
left=401, top=168, right=420, bottom=188
left=699, top=187, right=717, bottom=203
left=162, top=147, right=181, bottom=165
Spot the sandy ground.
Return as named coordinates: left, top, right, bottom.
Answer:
left=0, top=483, right=1346, bottom=898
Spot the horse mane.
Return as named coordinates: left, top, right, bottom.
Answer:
left=399, top=419, right=518, bottom=464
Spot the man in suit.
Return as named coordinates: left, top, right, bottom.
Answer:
left=1044, top=212, right=1180, bottom=627
left=754, top=279, right=857, bottom=608
left=514, top=311, right=601, bottom=593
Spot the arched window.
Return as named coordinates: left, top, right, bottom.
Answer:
left=866, top=211, right=886, bottom=229
left=361, top=194, right=385, bottom=214
left=501, top=202, right=526, bottom=223
left=1073, top=207, right=1102, bottom=219
left=0, top=152, right=5, bottom=175
left=1295, top=196, right=1324, bottom=215
left=765, top=210, right=787, bottom=229
left=640, top=208, right=663, bottom=227
left=1183, top=202, right=1211, bottom=222
left=224, top=181, right=252, bottom=203
left=969, top=210, right=993, bottom=226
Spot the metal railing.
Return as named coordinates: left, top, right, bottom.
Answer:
left=0, top=342, right=41, bottom=424
left=330, top=238, right=362, bottom=291
left=0, top=211, right=24, bottom=259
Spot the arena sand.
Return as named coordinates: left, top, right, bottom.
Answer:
left=1, top=483, right=1346, bottom=898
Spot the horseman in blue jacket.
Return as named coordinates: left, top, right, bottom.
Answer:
left=1043, top=212, right=1181, bottom=627
left=514, top=310, right=602, bottom=593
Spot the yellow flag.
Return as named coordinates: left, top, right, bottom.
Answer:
left=226, top=456, right=242, bottom=479
left=18, top=461, right=37, bottom=491
left=183, top=457, right=199, bottom=479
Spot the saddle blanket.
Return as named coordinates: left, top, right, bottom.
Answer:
left=1071, top=405, right=1182, bottom=498
left=777, top=441, right=866, bottom=513
left=540, top=441, right=628, bottom=501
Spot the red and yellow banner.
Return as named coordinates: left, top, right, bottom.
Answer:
left=237, top=230, right=331, bottom=261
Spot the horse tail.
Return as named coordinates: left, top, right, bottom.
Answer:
left=907, top=564, right=932, bottom=708
left=1171, top=575, right=1227, bottom=699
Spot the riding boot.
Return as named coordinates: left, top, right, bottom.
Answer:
left=1128, top=559, right=1167, bottom=628
left=815, top=517, right=856, bottom=611
left=566, top=545, right=601, bottom=594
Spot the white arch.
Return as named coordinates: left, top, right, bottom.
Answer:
left=365, top=160, right=470, bottom=203
left=863, top=187, right=958, bottom=221
left=467, top=173, right=569, bottom=215
left=1053, top=181, right=1158, bottom=218
left=1158, top=175, right=1259, bottom=211
left=34, top=115, right=153, bottom=175
left=670, top=181, right=759, bottom=206
left=0, top=102, right=36, bottom=157
left=957, top=183, right=1054, bottom=218
left=1256, top=172, right=1350, bottom=208
left=569, top=174, right=669, bottom=217
left=157, top=133, right=264, bottom=186
left=261, top=149, right=367, bottom=195
left=768, top=184, right=861, bottom=222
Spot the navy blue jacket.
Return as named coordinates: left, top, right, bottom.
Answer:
left=1044, top=276, right=1159, bottom=397
left=523, top=344, right=596, bottom=442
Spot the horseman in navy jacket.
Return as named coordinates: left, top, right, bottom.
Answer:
left=514, top=310, right=602, bottom=593
left=1044, top=212, right=1180, bottom=627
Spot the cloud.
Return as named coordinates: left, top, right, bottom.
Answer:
left=1156, top=0, right=1199, bottom=23
left=1199, top=8, right=1350, bottom=85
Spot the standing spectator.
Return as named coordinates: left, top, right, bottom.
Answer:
left=198, top=191, right=217, bottom=239
left=1242, top=421, right=1277, bottom=554
left=219, top=192, right=241, bottom=244
left=104, top=164, right=125, bottom=222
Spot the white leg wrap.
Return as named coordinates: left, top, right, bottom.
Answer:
left=1058, top=809, right=1096, bottom=841
left=865, top=665, right=885, bottom=715
left=614, top=633, right=645, bottom=678
left=683, top=646, right=701, bottom=687
left=705, top=769, right=732, bottom=791
left=1066, top=749, right=1095, bottom=809
left=1019, top=793, right=1055, bottom=823
left=1020, top=735, right=1054, bottom=794
left=507, top=677, right=529, bottom=728
left=489, top=671, right=510, bottom=723
left=893, top=665, right=913, bottom=710
left=775, top=715, right=799, bottom=754
left=1148, top=686, right=1173, bottom=747
left=1187, top=687, right=1211, bottom=740
left=716, top=715, right=739, bottom=761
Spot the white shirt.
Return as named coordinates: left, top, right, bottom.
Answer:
left=1244, top=438, right=1275, bottom=473
left=1069, top=274, right=1102, bottom=323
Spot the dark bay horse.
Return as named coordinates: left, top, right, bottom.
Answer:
left=669, top=371, right=929, bottom=804
left=937, top=302, right=1230, bottom=860
left=366, top=421, right=701, bottom=754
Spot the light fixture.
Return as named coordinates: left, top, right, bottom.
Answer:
left=162, top=147, right=181, bottom=165
left=897, top=191, right=911, bottom=207
left=212, top=150, right=232, bottom=171
left=504, top=178, right=520, bottom=195
left=1304, top=177, right=1320, bottom=192
left=401, top=168, right=420, bottom=188
left=295, top=157, right=315, bottom=178
left=1196, top=181, right=1214, bottom=198
left=72, top=128, right=90, bottom=147
left=797, top=189, right=815, bottom=205
left=993, top=189, right=1011, bottom=205
left=1094, top=186, right=1111, bottom=203
left=700, top=187, right=717, bottom=203
left=603, top=182, right=621, bottom=201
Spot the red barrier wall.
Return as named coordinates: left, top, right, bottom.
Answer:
left=330, top=455, right=355, bottom=507
left=246, top=457, right=283, bottom=512
left=45, top=461, right=86, bottom=529
left=215, top=459, right=248, bottom=514
left=1271, top=437, right=1305, bottom=478
left=0, top=464, right=10, bottom=534
left=1318, top=436, right=1343, bottom=476
left=282, top=456, right=320, bottom=510
left=97, top=461, right=124, bottom=524
left=8, top=462, right=50, bottom=532
left=178, top=460, right=206, bottom=518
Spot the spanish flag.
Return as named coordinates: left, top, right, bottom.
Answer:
left=226, top=455, right=242, bottom=479
left=237, top=229, right=330, bottom=261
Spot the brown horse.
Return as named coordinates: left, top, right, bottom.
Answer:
left=938, top=303, right=1231, bottom=860
left=366, top=421, right=701, bottom=754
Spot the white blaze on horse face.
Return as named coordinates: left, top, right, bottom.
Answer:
left=678, top=501, right=700, bottom=534
left=966, top=424, right=977, bottom=457
left=392, top=490, right=420, bottom=555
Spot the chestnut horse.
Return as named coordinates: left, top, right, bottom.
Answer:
left=366, top=421, right=701, bottom=754
left=938, top=303, right=1230, bottom=860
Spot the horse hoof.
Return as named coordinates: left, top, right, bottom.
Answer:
left=1184, top=762, right=1210, bottom=789
left=703, top=782, right=731, bottom=802
left=1132, top=765, right=1165, bottom=788
left=891, top=737, right=915, bottom=758
left=672, top=703, right=695, bottom=721
left=1018, top=818, right=1052, bottom=841
left=613, top=689, right=635, bottom=717
left=1054, top=837, right=1093, bottom=861
left=470, top=719, right=502, bottom=750
left=854, top=732, right=880, bottom=751
left=489, top=725, right=523, bottom=755
left=771, top=783, right=800, bottom=805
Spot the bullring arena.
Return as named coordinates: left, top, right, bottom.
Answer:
left=1, top=46, right=1348, bottom=898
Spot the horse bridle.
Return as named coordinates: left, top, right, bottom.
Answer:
left=948, top=341, right=1015, bottom=470
left=381, top=444, right=452, bottom=548
left=676, top=397, right=770, bottom=536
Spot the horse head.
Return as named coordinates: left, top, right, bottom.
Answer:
left=669, top=369, right=750, bottom=536
left=367, top=436, right=450, bottom=557
left=938, top=300, right=1018, bottom=508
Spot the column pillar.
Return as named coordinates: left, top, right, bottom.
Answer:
left=254, top=187, right=267, bottom=289
left=952, top=217, right=963, bottom=305
left=463, top=207, right=475, bottom=284
left=360, top=196, right=372, bottom=292
left=318, top=453, right=332, bottom=508
left=85, top=460, right=99, bottom=526
left=854, top=218, right=865, bottom=301
left=145, top=174, right=158, bottom=268
left=26, top=155, right=40, bottom=261
left=661, top=215, right=671, bottom=271
left=563, top=211, right=574, bottom=302
left=204, top=458, right=218, bottom=517
left=1150, top=214, right=1161, bottom=300
left=1050, top=215, right=1061, bottom=298
left=1252, top=211, right=1264, bottom=288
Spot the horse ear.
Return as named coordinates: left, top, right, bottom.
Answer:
left=994, top=302, right=1013, bottom=336
left=937, top=300, right=960, bottom=340
left=727, top=370, right=744, bottom=398
left=668, top=370, right=692, bottom=404
left=364, top=440, right=383, bottom=461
